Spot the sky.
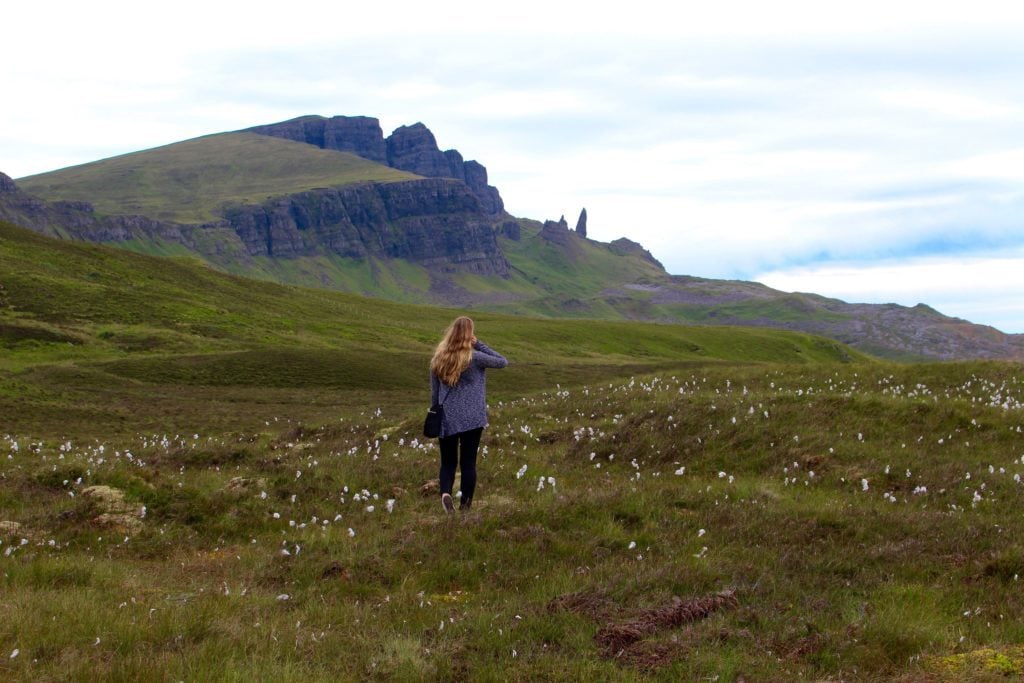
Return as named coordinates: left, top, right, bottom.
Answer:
left=3, top=1, right=1024, bottom=333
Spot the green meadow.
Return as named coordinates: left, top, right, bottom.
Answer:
left=2, top=220, right=1024, bottom=680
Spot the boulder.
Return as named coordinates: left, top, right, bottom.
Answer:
left=82, top=485, right=144, bottom=534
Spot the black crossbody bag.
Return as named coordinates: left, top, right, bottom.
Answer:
left=423, top=384, right=449, bottom=438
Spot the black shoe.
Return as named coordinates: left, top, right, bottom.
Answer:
left=459, top=498, right=472, bottom=511
left=441, top=493, right=455, bottom=514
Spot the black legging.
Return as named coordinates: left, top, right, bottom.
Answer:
left=439, top=427, right=483, bottom=508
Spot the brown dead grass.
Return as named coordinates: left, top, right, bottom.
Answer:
left=595, top=591, right=739, bottom=655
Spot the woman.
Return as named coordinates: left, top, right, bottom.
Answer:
left=429, top=316, right=508, bottom=512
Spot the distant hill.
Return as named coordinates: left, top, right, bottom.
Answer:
left=17, top=132, right=419, bottom=223
left=0, top=218, right=864, bottom=434
left=6, top=115, right=1023, bottom=362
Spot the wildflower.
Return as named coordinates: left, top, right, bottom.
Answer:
left=628, top=541, right=637, bottom=550
left=861, top=479, right=869, bottom=491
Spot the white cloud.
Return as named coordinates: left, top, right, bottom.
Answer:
left=4, top=2, right=1024, bottom=332
left=757, top=254, right=1024, bottom=333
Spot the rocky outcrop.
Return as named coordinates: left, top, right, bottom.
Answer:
left=387, top=123, right=452, bottom=177
left=610, top=237, right=663, bottom=269
left=247, top=115, right=388, bottom=163
left=246, top=116, right=505, bottom=215
left=463, top=161, right=503, bottom=215
left=575, top=208, right=588, bottom=237
left=223, top=178, right=509, bottom=275
left=541, top=215, right=571, bottom=243
left=0, top=172, right=17, bottom=193
left=500, top=220, right=521, bottom=241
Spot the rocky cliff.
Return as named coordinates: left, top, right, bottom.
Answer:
left=246, top=116, right=504, bottom=215
left=222, top=178, right=508, bottom=274
left=246, top=115, right=388, bottom=163
left=1, top=171, right=508, bottom=275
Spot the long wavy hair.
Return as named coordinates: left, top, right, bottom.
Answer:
left=430, top=316, right=475, bottom=386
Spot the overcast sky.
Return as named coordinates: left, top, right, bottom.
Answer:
left=4, top=1, right=1024, bottom=332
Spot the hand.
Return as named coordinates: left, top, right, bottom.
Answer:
left=471, top=335, right=478, bottom=345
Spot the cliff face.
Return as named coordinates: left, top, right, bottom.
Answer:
left=223, top=178, right=509, bottom=274
left=246, top=115, right=388, bottom=164
left=1, top=171, right=508, bottom=276
left=247, top=116, right=505, bottom=215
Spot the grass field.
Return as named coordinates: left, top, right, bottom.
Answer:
left=3, top=221, right=1024, bottom=680
left=3, top=361, right=1024, bottom=681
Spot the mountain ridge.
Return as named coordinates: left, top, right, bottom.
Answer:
left=7, top=115, right=1023, bottom=361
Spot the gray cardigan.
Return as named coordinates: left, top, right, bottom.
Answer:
left=430, top=340, right=508, bottom=438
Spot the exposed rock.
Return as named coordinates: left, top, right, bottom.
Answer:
left=387, top=123, right=452, bottom=177
left=0, top=171, right=17, bottom=193
left=2, top=172, right=507, bottom=277
left=610, top=237, right=664, bottom=269
left=540, top=215, right=585, bottom=261
left=246, top=116, right=506, bottom=215
left=541, top=216, right=572, bottom=245
left=246, top=115, right=388, bottom=164
left=575, top=208, right=588, bottom=237
left=444, top=149, right=466, bottom=181
left=501, top=220, right=521, bottom=241
left=462, top=161, right=504, bottom=214
left=0, top=520, right=23, bottom=536
left=223, top=178, right=510, bottom=275
left=82, top=485, right=144, bottom=534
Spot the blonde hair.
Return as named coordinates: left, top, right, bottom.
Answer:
left=430, top=316, right=475, bottom=386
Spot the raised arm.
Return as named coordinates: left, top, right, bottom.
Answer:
left=473, top=340, right=508, bottom=369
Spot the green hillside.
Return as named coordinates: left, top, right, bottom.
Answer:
left=0, top=220, right=860, bottom=437
left=16, top=132, right=419, bottom=223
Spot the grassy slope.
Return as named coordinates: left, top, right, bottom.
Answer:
left=16, top=132, right=419, bottom=223
left=0, top=220, right=859, bottom=437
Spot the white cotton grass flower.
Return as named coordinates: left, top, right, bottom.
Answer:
left=386, top=499, right=395, bottom=513
left=628, top=541, right=637, bottom=550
